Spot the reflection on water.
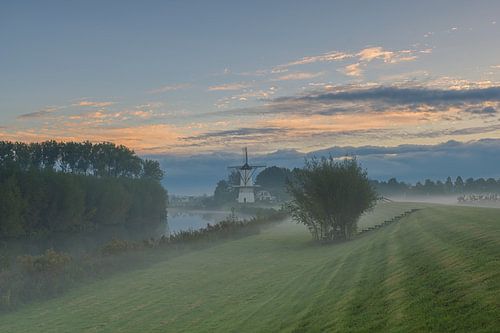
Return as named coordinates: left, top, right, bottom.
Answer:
left=166, top=209, right=251, bottom=234
left=1, top=210, right=251, bottom=258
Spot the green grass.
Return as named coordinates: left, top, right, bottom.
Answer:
left=357, top=201, right=427, bottom=231
left=1, top=204, right=499, bottom=332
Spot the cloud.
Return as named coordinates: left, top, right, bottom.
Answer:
left=272, top=71, right=324, bottom=81
left=214, top=86, right=278, bottom=108
left=2, top=123, right=184, bottom=154
left=184, top=127, right=287, bottom=141
left=341, top=63, right=363, bottom=77
left=357, top=47, right=417, bottom=64
left=67, top=108, right=167, bottom=124
left=283, top=86, right=500, bottom=106
left=148, top=83, right=191, bottom=94
left=274, top=46, right=424, bottom=77
left=17, top=110, right=54, bottom=119
left=16, top=106, right=64, bottom=119
left=378, top=70, right=430, bottom=83
left=208, top=84, right=500, bottom=120
left=208, top=82, right=251, bottom=91
left=74, top=101, right=115, bottom=107
left=336, top=47, right=421, bottom=77
left=466, top=106, right=497, bottom=115
left=275, top=51, right=352, bottom=69
left=440, top=124, right=500, bottom=136
left=357, top=47, right=393, bottom=62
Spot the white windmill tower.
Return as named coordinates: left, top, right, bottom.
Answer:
left=228, top=148, right=265, bottom=204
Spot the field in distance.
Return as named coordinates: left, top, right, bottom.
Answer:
left=1, top=203, right=498, bottom=332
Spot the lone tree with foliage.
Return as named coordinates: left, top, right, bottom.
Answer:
left=287, top=157, right=377, bottom=242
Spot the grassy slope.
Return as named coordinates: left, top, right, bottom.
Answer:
left=357, top=201, right=427, bottom=231
left=1, top=205, right=499, bottom=332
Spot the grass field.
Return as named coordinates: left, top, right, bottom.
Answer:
left=1, top=204, right=499, bottom=332
left=357, top=201, right=427, bottom=231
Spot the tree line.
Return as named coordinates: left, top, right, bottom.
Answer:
left=0, top=141, right=167, bottom=239
left=0, top=141, right=163, bottom=180
left=372, top=176, right=500, bottom=196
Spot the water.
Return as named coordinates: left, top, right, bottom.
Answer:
left=1, top=209, right=252, bottom=258
left=166, top=209, right=251, bottom=234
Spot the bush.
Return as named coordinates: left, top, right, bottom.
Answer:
left=17, top=249, right=71, bottom=274
left=100, top=239, right=141, bottom=256
left=287, top=157, right=377, bottom=242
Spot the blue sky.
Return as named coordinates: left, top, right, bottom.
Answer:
left=1, top=1, right=500, bottom=156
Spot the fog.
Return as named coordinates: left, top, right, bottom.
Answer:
left=389, top=195, right=500, bottom=208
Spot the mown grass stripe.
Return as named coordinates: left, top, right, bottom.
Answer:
left=289, top=243, right=371, bottom=332
left=395, top=211, right=500, bottom=332
left=337, top=238, right=391, bottom=332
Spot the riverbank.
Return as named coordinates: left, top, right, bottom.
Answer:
left=0, top=208, right=287, bottom=313
left=2, top=204, right=498, bottom=332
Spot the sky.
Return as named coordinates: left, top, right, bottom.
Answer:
left=1, top=1, right=500, bottom=193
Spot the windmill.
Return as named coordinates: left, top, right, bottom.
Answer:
left=228, top=147, right=266, bottom=203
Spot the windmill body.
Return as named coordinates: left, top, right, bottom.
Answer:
left=228, top=148, right=265, bottom=204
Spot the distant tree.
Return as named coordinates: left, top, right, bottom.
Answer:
left=41, top=140, right=60, bottom=170
left=486, top=178, right=497, bottom=192
left=474, top=178, right=487, bottom=193
left=255, top=166, right=292, bottom=200
left=445, top=176, right=454, bottom=193
left=213, top=180, right=237, bottom=205
left=287, top=157, right=377, bottom=242
left=141, top=159, right=164, bottom=181
left=435, top=180, right=445, bottom=194
left=455, top=176, right=464, bottom=193
left=424, top=179, right=435, bottom=194
left=0, top=174, right=25, bottom=237
left=255, top=166, right=292, bottom=188
left=465, top=177, right=475, bottom=192
left=228, top=170, right=240, bottom=186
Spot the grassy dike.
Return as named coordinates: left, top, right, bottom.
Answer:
left=0, top=205, right=499, bottom=332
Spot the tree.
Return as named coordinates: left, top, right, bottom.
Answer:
left=424, top=179, right=436, bottom=195
left=455, top=176, right=464, bottom=193
left=465, top=177, right=475, bottom=192
left=0, top=140, right=168, bottom=239
left=445, top=176, right=453, bottom=193
left=0, top=174, right=25, bottom=237
left=213, top=180, right=237, bottom=205
left=228, top=170, right=240, bottom=186
left=287, top=157, right=377, bottom=242
left=255, top=166, right=292, bottom=188
left=141, top=159, right=164, bottom=181
left=255, top=166, right=292, bottom=200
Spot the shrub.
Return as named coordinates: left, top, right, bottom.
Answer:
left=100, top=239, right=141, bottom=256
left=0, top=254, right=9, bottom=272
left=17, top=249, right=71, bottom=274
left=287, top=157, right=377, bottom=241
